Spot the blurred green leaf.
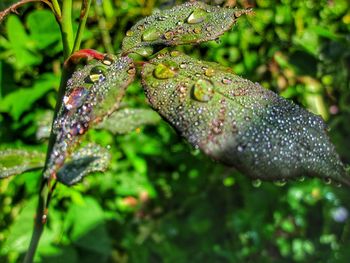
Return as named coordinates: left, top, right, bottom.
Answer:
left=0, top=148, right=44, bottom=178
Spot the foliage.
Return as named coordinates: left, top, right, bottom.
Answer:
left=0, top=0, right=350, bottom=263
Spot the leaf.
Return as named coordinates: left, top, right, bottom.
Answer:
left=0, top=149, right=45, bottom=178
left=44, top=54, right=135, bottom=179
left=56, top=144, right=111, bottom=186
left=0, top=73, right=58, bottom=120
left=141, top=50, right=349, bottom=186
left=96, top=108, right=161, bottom=134
left=122, top=2, right=252, bottom=56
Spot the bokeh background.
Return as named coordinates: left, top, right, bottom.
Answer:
left=1, top=0, right=350, bottom=262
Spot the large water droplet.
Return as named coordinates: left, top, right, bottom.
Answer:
left=102, top=55, right=114, bottom=66
left=88, top=66, right=106, bottom=83
left=204, top=68, right=215, bottom=77
left=187, top=9, right=207, bottom=24
left=153, top=63, right=176, bottom=79
left=192, top=79, right=214, bottom=102
left=252, top=179, right=262, bottom=188
left=274, top=179, right=287, bottom=187
left=63, top=87, right=88, bottom=110
left=136, top=47, right=154, bottom=57
left=126, top=30, right=134, bottom=37
left=142, top=28, right=161, bottom=41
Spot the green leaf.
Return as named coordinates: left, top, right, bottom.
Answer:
left=44, top=54, right=135, bottom=179
left=0, top=73, right=58, bottom=120
left=96, top=108, right=161, bottom=134
left=141, top=50, right=349, bottom=186
left=0, top=149, right=45, bottom=178
left=26, top=10, right=61, bottom=50
left=57, top=144, right=111, bottom=186
left=122, top=2, right=252, bottom=56
left=5, top=15, right=41, bottom=69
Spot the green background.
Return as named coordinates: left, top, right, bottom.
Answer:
left=1, top=0, right=350, bottom=262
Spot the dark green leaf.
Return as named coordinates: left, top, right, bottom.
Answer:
left=141, top=50, right=349, bottom=186
left=57, top=144, right=111, bottom=186
left=96, top=108, right=161, bottom=134
left=0, top=149, right=44, bottom=178
left=44, top=54, right=134, bottom=179
left=122, top=2, right=251, bottom=56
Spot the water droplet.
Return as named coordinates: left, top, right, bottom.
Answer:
left=102, top=55, right=114, bottom=66
left=204, top=68, right=215, bottom=77
left=274, top=179, right=287, bottom=187
left=126, top=30, right=134, bottom=37
left=192, top=79, right=215, bottom=102
left=142, top=28, right=161, bottom=41
left=88, top=66, right=106, bottom=83
left=137, top=24, right=144, bottom=30
left=63, top=87, right=88, bottom=110
left=193, top=27, right=202, bottom=34
left=170, top=51, right=181, bottom=57
left=324, top=177, right=332, bottom=184
left=153, top=63, right=176, bottom=79
left=252, top=179, right=262, bottom=188
left=187, top=9, right=207, bottom=24
left=164, top=31, right=173, bottom=40
left=222, top=77, right=232, bottom=84
left=136, top=47, right=154, bottom=57
left=297, top=176, right=305, bottom=182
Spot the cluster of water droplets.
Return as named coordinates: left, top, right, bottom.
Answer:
left=44, top=55, right=135, bottom=179
left=122, top=2, right=252, bottom=56
left=141, top=50, right=349, bottom=186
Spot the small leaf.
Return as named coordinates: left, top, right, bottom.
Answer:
left=141, top=50, right=349, bottom=186
left=0, top=149, right=44, bottom=178
left=122, top=2, right=251, bottom=56
left=96, top=108, right=161, bottom=134
left=57, top=144, right=111, bottom=186
left=44, top=54, right=135, bottom=178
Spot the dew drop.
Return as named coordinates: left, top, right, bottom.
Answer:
left=88, top=66, right=106, bottom=83
left=252, top=179, right=262, bottom=188
left=274, top=179, right=287, bottom=187
left=153, top=63, right=176, bottom=79
left=187, top=9, right=207, bottom=24
left=63, top=87, right=88, bottom=110
left=102, top=55, right=114, bottom=66
left=170, top=51, right=181, bottom=57
left=324, top=177, right=332, bottom=184
left=126, top=30, right=134, bottom=37
left=192, top=79, right=214, bottom=102
left=193, top=27, right=202, bottom=34
left=142, top=28, right=161, bottom=41
left=222, top=77, right=232, bottom=84
left=164, top=31, right=174, bottom=40
left=136, top=46, right=154, bottom=57
left=204, top=68, right=215, bottom=77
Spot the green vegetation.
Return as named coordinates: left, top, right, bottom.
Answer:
left=1, top=0, right=350, bottom=262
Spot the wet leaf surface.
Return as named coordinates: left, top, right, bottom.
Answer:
left=0, top=149, right=44, bottom=178
left=141, top=50, right=349, bottom=186
left=44, top=54, right=135, bottom=179
left=57, top=144, right=110, bottom=186
left=122, top=2, right=251, bottom=56
left=96, top=108, right=161, bottom=134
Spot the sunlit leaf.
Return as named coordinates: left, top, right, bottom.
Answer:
left=44, top=53, right=135, bottom=179
left=0, top=149, right=44, bottom=178
left=122, top=2, right=252, bottom=56
left=57, top=144, right=111, bottom=186
left=96, top=108, right=161, bottom=134
left=141, top=50, right=349, bottom=186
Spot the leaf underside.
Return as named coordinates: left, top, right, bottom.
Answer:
left=0, top=149, right=45, bottom=178
left=141, top=50, right=349, bottom=186
left=96, top=108, right=161, bottom=134
left=44, top=54, right=135, bottom=179
left=122, top=2, right=251, bottom=56
left=57, top=144, right=111, bottom=186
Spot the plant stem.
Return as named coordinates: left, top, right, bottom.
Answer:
left=51, top=0, right=62, bottom=18
left=72, top=0, right=92, bottom=53
left=61, top=0, right=74, bottom=59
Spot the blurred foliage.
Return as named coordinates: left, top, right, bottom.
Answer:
left=0, top=0, right=350, bottom=262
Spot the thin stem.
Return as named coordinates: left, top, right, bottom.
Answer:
left=95, top=0, right=114, bottom=53
left=72, top=0, right=92, bottom=53
left=61, top=0, right=74, bottom=59
left=51, top=0, right=62, bottom=18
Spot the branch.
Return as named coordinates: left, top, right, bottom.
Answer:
left=0, top=0, right=53, bottom=23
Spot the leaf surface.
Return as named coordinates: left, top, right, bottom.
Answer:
left=45, top=54, right=135, bottom=179
left=57, top=144, right=110, bottom=186
left=141, top=50, right=349, bottom=186
left=0, top=149, right=44, bottom=178
left=122, top=2, right=251, bottom=56
left=96, top=108, right=161, bottom=134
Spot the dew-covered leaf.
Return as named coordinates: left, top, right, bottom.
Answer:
left=122, top=2, right=251, bottom=56
left=141, top=50, right=349, bottom=186
left=57, top=144, right=111, bottom=186
left=44, top=53, right=135, bottom=178
left=0, top=149, right=45, bottom=178
left=96, top=108, right=161, bottom=134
